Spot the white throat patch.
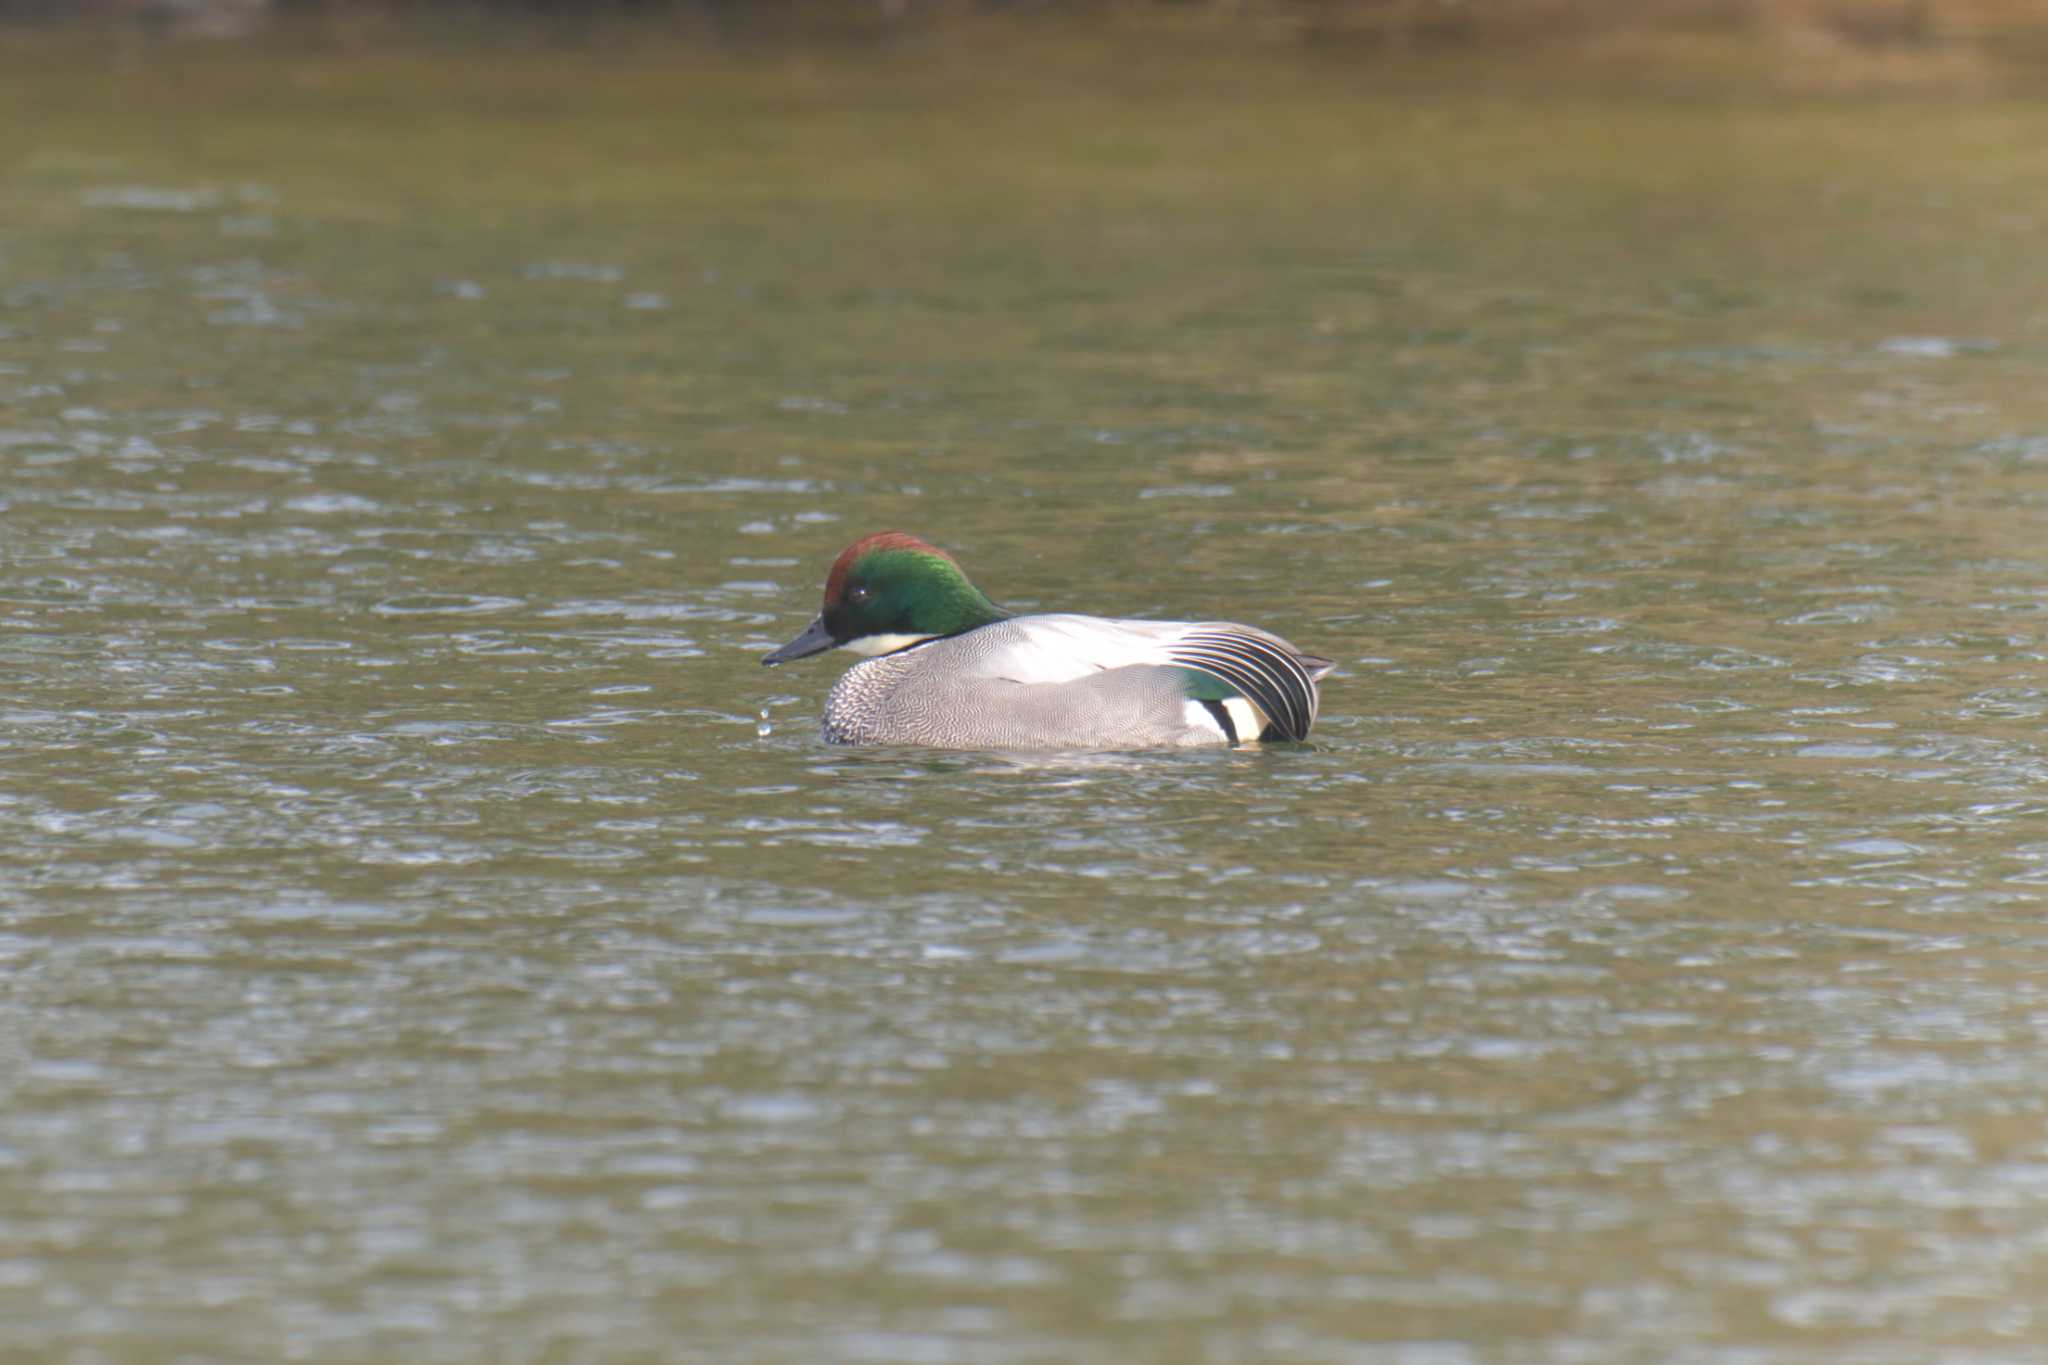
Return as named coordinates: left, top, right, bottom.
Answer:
left=842, top=632, right=937, bottom=658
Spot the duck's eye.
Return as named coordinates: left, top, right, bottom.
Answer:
left=849, top=585, right=871, bottom=604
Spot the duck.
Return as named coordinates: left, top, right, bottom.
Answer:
left=761, top=531, right=1332, bottom=750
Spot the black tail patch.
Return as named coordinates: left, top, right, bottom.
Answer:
left=1196, top=698, right=1240, bottom=744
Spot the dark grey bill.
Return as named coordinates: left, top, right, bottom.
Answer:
left=761, top=615, right=837, bottom=666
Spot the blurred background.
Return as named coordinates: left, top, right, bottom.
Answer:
left=7, top=0, right=2048, bottom=84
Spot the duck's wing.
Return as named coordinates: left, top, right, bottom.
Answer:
left=972, top=615, right=1326, bottom=742
left=1167, top=625, right=1323, bottom=742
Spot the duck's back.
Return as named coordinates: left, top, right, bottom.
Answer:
left=820, top=615, right=1312, bottom=750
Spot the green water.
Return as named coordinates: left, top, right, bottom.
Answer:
left=8, top=34, right=2048, bottom=1362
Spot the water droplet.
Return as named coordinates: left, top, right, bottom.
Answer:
left=756, top=707, right=773, bottom=739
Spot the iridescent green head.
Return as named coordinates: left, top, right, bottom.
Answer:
left=761, top=531, right=1008, bottom=665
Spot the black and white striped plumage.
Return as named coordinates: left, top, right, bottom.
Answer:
left=1167, top=627, right=1325, bottom=742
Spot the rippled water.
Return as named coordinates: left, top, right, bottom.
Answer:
left=8, top=38, right=2048, bottom=1362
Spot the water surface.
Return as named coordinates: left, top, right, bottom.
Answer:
left=7, top=38, right=2048, bottom=1363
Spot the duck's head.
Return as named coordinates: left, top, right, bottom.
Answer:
left=762, top=531, right=1008, bottom=666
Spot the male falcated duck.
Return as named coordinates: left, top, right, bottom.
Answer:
left=762, top=532, right=1332, bottom=749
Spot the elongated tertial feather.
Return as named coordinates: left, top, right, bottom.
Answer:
left=1168, top=628, right=1321, bottom=741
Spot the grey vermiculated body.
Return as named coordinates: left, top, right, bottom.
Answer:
left=821, top=616, right=1247, bottom=749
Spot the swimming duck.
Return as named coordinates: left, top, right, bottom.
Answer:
left=761, top=531, right=1332, bottom=749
